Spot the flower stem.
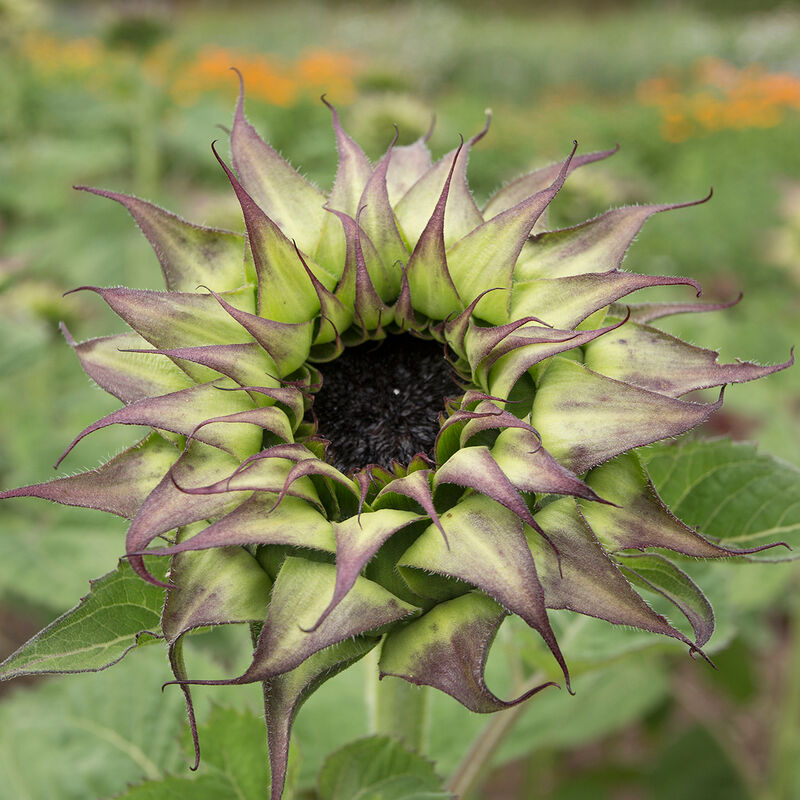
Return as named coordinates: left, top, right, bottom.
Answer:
left=367, top=650, right=429, bottom=752
left=447, top=672, right=545, bottom=799
left=250, top=622, right=272, bottom=781
left=376, top=677, right=429, bottom=752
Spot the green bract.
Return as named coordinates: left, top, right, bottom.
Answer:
left=1, top=77, right=793, bottom=800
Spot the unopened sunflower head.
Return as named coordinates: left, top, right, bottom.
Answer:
left=2, top=74, right=793, bottom=799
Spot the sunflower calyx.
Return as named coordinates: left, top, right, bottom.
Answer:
left=1, top=77, right=793, bottom=800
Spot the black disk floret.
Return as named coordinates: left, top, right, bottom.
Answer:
left=311, top=334, right=461, bottom=472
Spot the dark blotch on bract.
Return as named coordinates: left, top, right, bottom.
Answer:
left=312, top=335, right=460, bottom=472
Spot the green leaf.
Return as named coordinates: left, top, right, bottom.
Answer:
left=0, top=558, right=166, bottom=680
left=317, top=735, right=448, bottom=800
left=644, top=438, right=800, bottom=554
left=0, top=647, right=187, bottom=800
left=113, top=774, right=234, bottom=799
left=352, top=777, right=452, bottom=800
left=0, top=509, right=124, bottom=610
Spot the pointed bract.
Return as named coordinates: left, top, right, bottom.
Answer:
left=581, top=452, right=785, bottom=558
left=380, top=592, right=558, bottom=712
left=55, top=381, right=261, bottom=468
left=64, top=328, right=194, bottom=403
left=0, top=434, right=177, bottom=519
left=510, top=271, right=702, bottom=330
left=385, top=135, right=433, bottom=206
left=491, top=427, right=605, bottom=502
left=326, top=207, right=392, bottom=329
left=403, top=141, right=464, bottom=320
left=400, top=493, right=571, bottom=690
left=532, top=358, right=723, bottom=474
left=71, top=286, right=257, bottom=379
left=204, top=287, right=314, bottom=376
left=483, top=145, right=619, bottom=220
left=395, top=116, right=489, bottom=248
left=358, top=134, right=408, bottom=295
left=610, top=294, right=742, bottom=324
left=447, top=141, right=576, bottom=324
left=264, top=638, right=379, bottom=800
left=231, top=72, right=327, bottom=254
left=324, top=97, right=374, bottom=217
left=528, top=499, right=696, bottom=650
left=76, top=187, right=248, bottom=292
left=161, top=528, right=272, bottom=645
left=143, top=494, right=335, bottom=557
left=616, top=552, right=715, bottom=647
left=118, top=342, right=278, bottom=388
left=584, top=319, right=794, bottom=397
left=176, top=558, right=415, bottom=684
left=213, top=143, right=330, bottom=322
left=307, top=508, right=424, bottom=631
left=516, top=195, right=712, bottom=281
left=125, top=443, right=244, bottom=586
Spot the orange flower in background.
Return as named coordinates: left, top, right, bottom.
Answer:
left=20, top=31, right=361, bottom=110
left=296, top=48, right=359, bottom=103
left=638, top=57, right=800, bottom=142
left=171, top=45, right=359, bottom=107
left=172, top=46, right=298, bottom=107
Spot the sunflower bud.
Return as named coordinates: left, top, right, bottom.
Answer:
left=1, top=75, right=792, bottom=800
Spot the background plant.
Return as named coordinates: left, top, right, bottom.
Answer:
left=1, top=2, right=799, bottom=799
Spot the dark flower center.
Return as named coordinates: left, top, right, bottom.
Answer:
left=311, top=334, right=462, bottom=472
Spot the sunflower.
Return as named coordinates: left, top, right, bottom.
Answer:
left=1, top=75, right=792, bottom=800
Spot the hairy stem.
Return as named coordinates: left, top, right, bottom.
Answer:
left=367, top=650, right=429, bottom=752
left=250, top=622, right=272, bottom=788
left=377, top=677, right=429, bottom=752
left=447, top=672, right=545, bottom=799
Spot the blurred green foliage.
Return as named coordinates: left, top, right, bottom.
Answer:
left=0, top=2, right=798, bottom=799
